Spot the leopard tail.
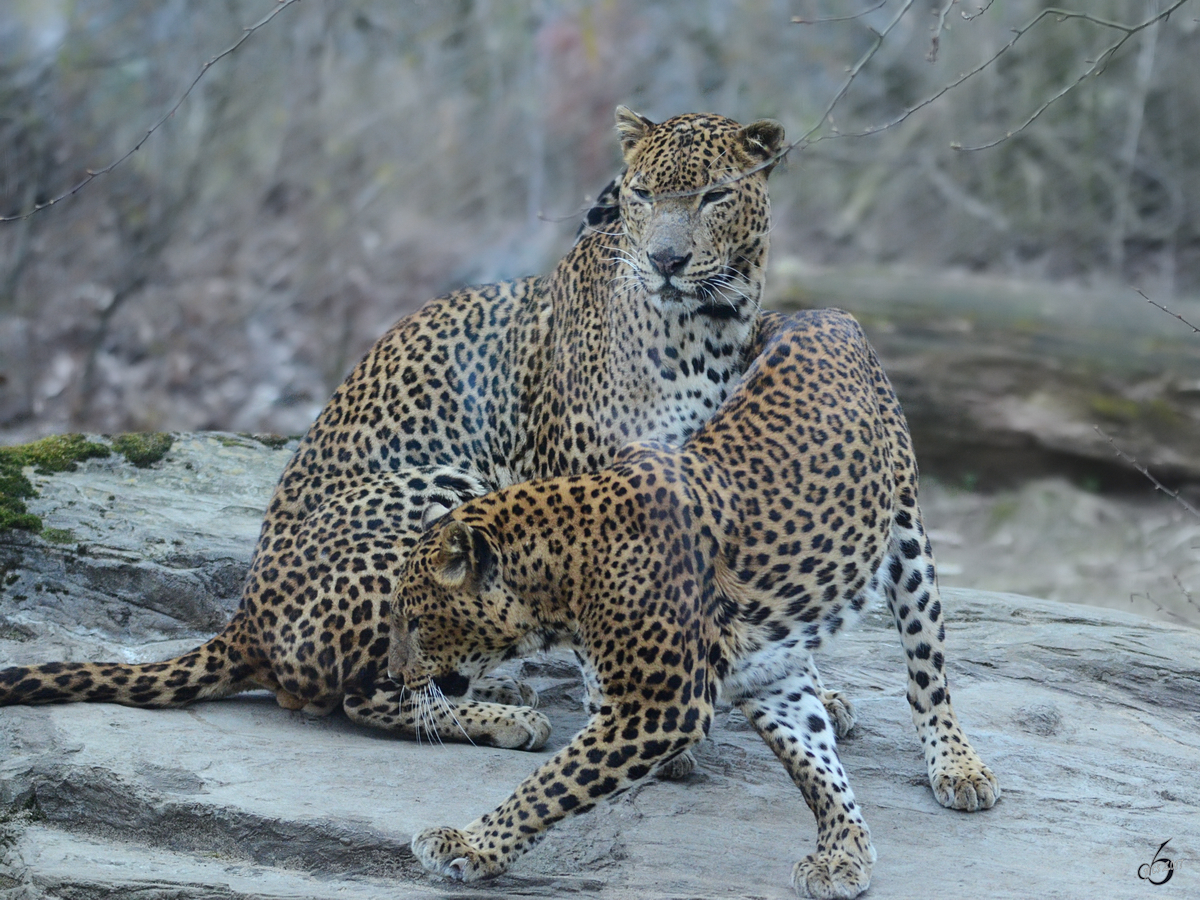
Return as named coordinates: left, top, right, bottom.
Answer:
left=0, top=612, right=261, bottom=709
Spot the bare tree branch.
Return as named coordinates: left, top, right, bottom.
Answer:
left=961, top=1, right=996, bottom=21
left=794, top=0, right=1192, bottom=152
left=791, top=1, right=888, bottom=26
left=1171, top=576, right=1200, bottom=617
left=1130, top=590, right=1198, bottom=624
left=954, top=1, right=1190, bottom=152
left=0, top=0, right=303, bottom=224
left=795, top=0, right=917, bottom=146
left=1095, top=426, right=1200, bottom=520
left=549, top=1, right=1192, bottom=213
left=928, top=0, right=958, bottom=62
left=1137, top=289, right=1200, bottom=334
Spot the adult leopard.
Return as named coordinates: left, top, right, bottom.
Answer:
left=0, top=108, right=788, bottom=748
left=388, top=310, right=1000, bottom=899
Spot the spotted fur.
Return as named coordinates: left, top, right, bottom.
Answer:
left=0, top=109, right=790, bottom=749
left=391, top=310, right=999, bottom=899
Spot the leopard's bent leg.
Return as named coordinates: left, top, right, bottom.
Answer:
left=342, top=680, right=550, bottom=750
left=882, top=490, right=999, bottom=811
left=740, top=668, right=874, bottom=900
left=468, top=675, right=538, bottom=708
left=573, top=646, right=693, bottom=780
left=412, top=705, right=711, bottom=881
left=653, top=748, right=696, bottom=780
left=807, top=655, right=857, bottom=739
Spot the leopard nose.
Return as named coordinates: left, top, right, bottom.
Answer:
left=648, top=250, right=691, bottom=277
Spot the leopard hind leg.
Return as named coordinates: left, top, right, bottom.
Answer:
left=881, top=489, right=999, bottom=811
left=740, top=666, right=874, bottom=899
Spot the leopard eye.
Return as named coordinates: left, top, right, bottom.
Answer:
left=701, top=188, right=732, bottom=207
left=630, top=186, right=653, bottom=203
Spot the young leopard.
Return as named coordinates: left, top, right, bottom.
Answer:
left=0, top=108, right=788, bottom=749
left=388, top=310, right=999, bottom=899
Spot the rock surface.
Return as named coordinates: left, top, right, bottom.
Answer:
left=0, top=433, right=292, bottom=654
left=1, top=435, right=1198, bottom=899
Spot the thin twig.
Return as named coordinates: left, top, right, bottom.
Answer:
left=0, top=0, right=303, bottom=224
left=962, top=0, right=996, bottom=21
left=1137, top=289, right=1200, bottom=334
left=928, top=0, right=958, bottom=62
left=1131, top=591, right=1192, bottom=624
left=954, top=1, right=1189, bottom=152
left=792, top=1, right=888, bottom=25
left=803, top=0, right=1190, bottom=150
left=1172, top=576, right=1200, bottom=616
left=797, top=0, right=917, bottom=145
left=1095, top=426, right=1200, bottom=520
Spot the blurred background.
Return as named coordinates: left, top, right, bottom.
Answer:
left=1, top=0, right=1198, bottom=624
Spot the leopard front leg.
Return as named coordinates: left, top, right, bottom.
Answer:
left=412, top=705, right=710, bottom=881
left=469, top=675, right=539, bottom=708
left=740, top=670, right=874, bottom=900
left=807, top=656, right=856, bottom=739
left=882, top=494, right=999, bottom=811
left=575, top=646, right=693, bottom=780
left=343, top=680, right=550, bottom=750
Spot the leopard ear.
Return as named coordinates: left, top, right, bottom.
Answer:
left=434, top=520, right=497, bottom=589
left=737, top=119, right=786, bottom=175
left=435, top=521, right=473, bottom=588
left=615, top=106, right=656, bottom=163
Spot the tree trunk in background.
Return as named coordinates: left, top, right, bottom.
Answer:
left=770, top=262, right=1200, bottom=488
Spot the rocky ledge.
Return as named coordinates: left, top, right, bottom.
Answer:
left=0, top=434, right=1198, bottom=899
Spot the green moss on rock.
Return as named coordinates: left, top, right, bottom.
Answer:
left=242, top=433, right=292, bottom=450
left=112, top=432, right=174, bottom=468
left=39, top=527, right=75, bottom=544
left=1, top=435, right=113, bottom=533
left=8, top=434, right=111, bottom=475
left=0, top=454, right=37, bottom=531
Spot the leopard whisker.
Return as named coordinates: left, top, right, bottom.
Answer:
left=433, top=688, right=475, bottom=746
left=415, top=691, right=429, bottom=748
left=701, top=274, right=751, bottom=312
left=412, top=691, right=432, bottom=748
left=608, top=256, right=639, bottom=268
left=418, top=689, right=432, bottom=746
left=425, top=687, right=444, bottom=746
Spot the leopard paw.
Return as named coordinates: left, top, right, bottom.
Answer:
left=820, top=690, right=856, bottom=739
left=412, top=826, right=501, bottom=882
left=654, top=748, right=696, bottom=780
left=930, top=754, right=1000, bottom=811
left=483, top=707, right=552, bottom=750
left=471, top=675, right=539, bottom=708
left=791, top=847, right=873, bottom=900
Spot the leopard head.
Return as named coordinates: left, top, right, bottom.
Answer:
left=614, top=107, right=785, bottom=319
left=389, top=517, right=542, bottom=697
